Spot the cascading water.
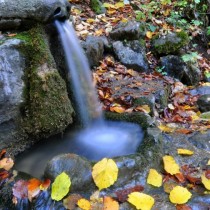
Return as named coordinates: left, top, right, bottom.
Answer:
left=54, top=20, right=144, bottom=159
left=15, top=20, right=144, bottom=177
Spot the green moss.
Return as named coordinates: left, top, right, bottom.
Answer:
left=90, top=0, right=105, bottom=14
left=153, top=31, right=189, bottom=55
left=15, top=25, right=73, bottom=138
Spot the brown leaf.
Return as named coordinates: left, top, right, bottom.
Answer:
left=103, top=196, right=119, bottom=210
left=115, top=185, right=144, bottom=202
left=0, top=149, right=6, bottom=159
left=176, top=204, right=192, bottom=210
left=175, top=173, right=186, bottom=183
left=63, top=194, right=82, bottom=210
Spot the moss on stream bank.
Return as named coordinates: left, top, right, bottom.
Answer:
left=15, top=25, right=74, bottom=141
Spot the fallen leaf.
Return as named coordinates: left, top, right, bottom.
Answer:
left=51, top=172, right=71, bottom=201
left=115, top=185, right=144, bottom=202
left=201, top=172, right=210, bottom=190
left=103, top=196, right=119, bottom=210
left=175, top=173, right=186, bottom=183
left=135, top=105, right=151, bottom=114
left=147, top=169, right=162, bottom=187
left=177, top=149, right=194, bottom=156
left=28, top=178, right=41, bottom=201
left=163, top=156, right=180, bottom=175
left=40, top=179, right=51, bottom=190
left=146, top=31, right=154, bottom=39
left=77, top=198, right=91, bottom=210
left=92, top=158, right=118, bottom=190
left=127, top=192, right=155, bottom=210
left=110, top=106, right=125, bottom=113
left=176, top=204, right=192, bottom=210
left=0, top=158, right=14, bottom=171
left=63, top=194, right=82, bottom=210
left=207, top=160, right=210, bottom=165
left=169, top=186, right=192, bottom=204
left=158, top=124, right=175, bottom=133
left=13, top=180, right=28, bottom=199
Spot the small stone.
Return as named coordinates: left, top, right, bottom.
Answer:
left=197, top=94, right=210, bottom=112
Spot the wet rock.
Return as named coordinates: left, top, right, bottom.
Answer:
left=113, top=40, right=149, bottom=72
left=152, top=31, right=189, bottom=55
left=160, top=55, right=201, bottom=85
left=197, top=94, right=210, bottom=112
left=81, top=36, right=104, bottom=67
left=44, top=154, right=95, bottom=193
left=189, top=86, right=210, bottom=96
left=0, top=0, right=71, bottom=30
left=110, top=21, right=142, bottom=40
left=0, top=26, right=74, bottom=156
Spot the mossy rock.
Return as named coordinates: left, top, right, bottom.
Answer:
left=105, top=111, right=154, bottom=129
left=15, top=25, right=74, bottom=140
left=90, top=0, right=106, bottom=14
left=152, top=31, right=189, bottom=55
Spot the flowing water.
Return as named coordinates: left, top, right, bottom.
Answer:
left=15, top=20, right=144, bottom=178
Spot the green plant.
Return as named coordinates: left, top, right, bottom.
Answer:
left=207, top=26, right=210, bottom=36
left=181, top=52, right=200, bottom=62
left=156, top=66, right=167, bottom=76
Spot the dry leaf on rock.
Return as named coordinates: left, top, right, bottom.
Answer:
left=163, top=155, right=180, bottom=175
left=63, top=194, right=82, bottom=210
left=103, top=196, right=119, bottom=210
left=177, top=149, right=194, bottom=156
left=127, top=192, right=155, bottom=210
left=169, top=186, right=192, bottom=204
left=201, top=172, right=210, bottom=190
left=147, top=169, right=162, bottom=187
left=92, top=158, right=118, bottom=190
left=77, top=198, right=91, bottom=210
left=28, top=178, right=41, bottom=201
left=0, top=158, right=14, bottom=171
left=51, top=172, right=71, bottom=201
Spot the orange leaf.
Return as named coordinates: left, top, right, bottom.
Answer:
left=103, top=196, right=119, bottom=210
left=110, top=106, right=125, bottom=113
left=40, top=179, right=51, bottom=190
left=28, top=178, right=41, bottom=201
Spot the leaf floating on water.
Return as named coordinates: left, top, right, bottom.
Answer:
left=103, top=196, right=119, bottom=210
left=127, top=192, right=155, bottom=210
left=92, top=158, right=118, bottom=190
left=177, top=149, right=194, bottom=156
left=163, top=155, right=180, bottom=175
left=51, top=172, right=71, bottom=201
left=77, top=198, right=91, bottom=210
left=147, top=169, right=162, bottom=187
left=169, top=186, right=192, bottom=204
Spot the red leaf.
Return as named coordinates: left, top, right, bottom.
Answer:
left=115, top=185, right=144, bottom=202
left=175, top=173, right=186, bottom=183
left=176, top=204, right=192, bottom=210
left=0, top=149, right=6, bottom=160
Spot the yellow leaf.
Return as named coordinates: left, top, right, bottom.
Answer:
left=207, top=160, right=210, bottom=165
left=146, top=31, right=154, bottom=39
left=110, top=106, right=125, bottom=113
left=135, top=105, right=151, bottom=113
left=127, top=192, right=155, bottom=210
left=163, top=8, right=171, bottom=16
left=103, top=196, right=119, bottom=210
left=86, top=18, right=95, bottom=24
left=201, top=173, right=210, bottom=190
left=115, top=2, right=124, bottom=8
left=103, top=3, right=114, bottom=8
left=147, top=169, right=162, bottom=187
left=51, top=172, right=71, bottom=201
left=169, top=186, right=192, bottom=204
left=158, top=124, right=175, bottom=133
left=92, top=158, right=118, bottom=190
left=163, top=156, right=180, bottom=175
left=77, top=198, right=91, bottom=210
left=177, top=149, right=194, bottom=156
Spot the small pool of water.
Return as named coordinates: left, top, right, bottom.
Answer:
left=15, top=121, right=144, bottom=178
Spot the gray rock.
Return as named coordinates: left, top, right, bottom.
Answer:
left=0, top=0, right=71, bottom=30
left=189, top=86, right=210, bottom=96
left=152, top=31, right=189, bottom=54
left=110, top=21, right=141, bottom=40
left=44, top=154, right=95, bottom=193
left=113, top=40, right=149, bottom=72
left=160, top=55, right=201, bottom=85
left=81, top=36, right=104, bottom=67
left=197, top=94, right=210, bottom=112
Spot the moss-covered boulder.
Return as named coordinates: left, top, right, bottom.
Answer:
left=152, top=31, right=189, bottom=55
left=90, top=0, right=106, bottom=14
left=0, top=25, right=74, bottom=156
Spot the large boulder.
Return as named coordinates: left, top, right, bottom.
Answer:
left=0, top=25, right=74, bottom=156
left=113, top=40, right=149, bottom=72
left=152, top=31, right=189, bottom=55
left=197, top=94, right=210, bottom=112
left=0, top=0, right=71, bottom=30
left=160, top=55, right=201, bottom=85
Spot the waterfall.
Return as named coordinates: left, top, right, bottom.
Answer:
left=55, top=20, right=103, bottom=126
